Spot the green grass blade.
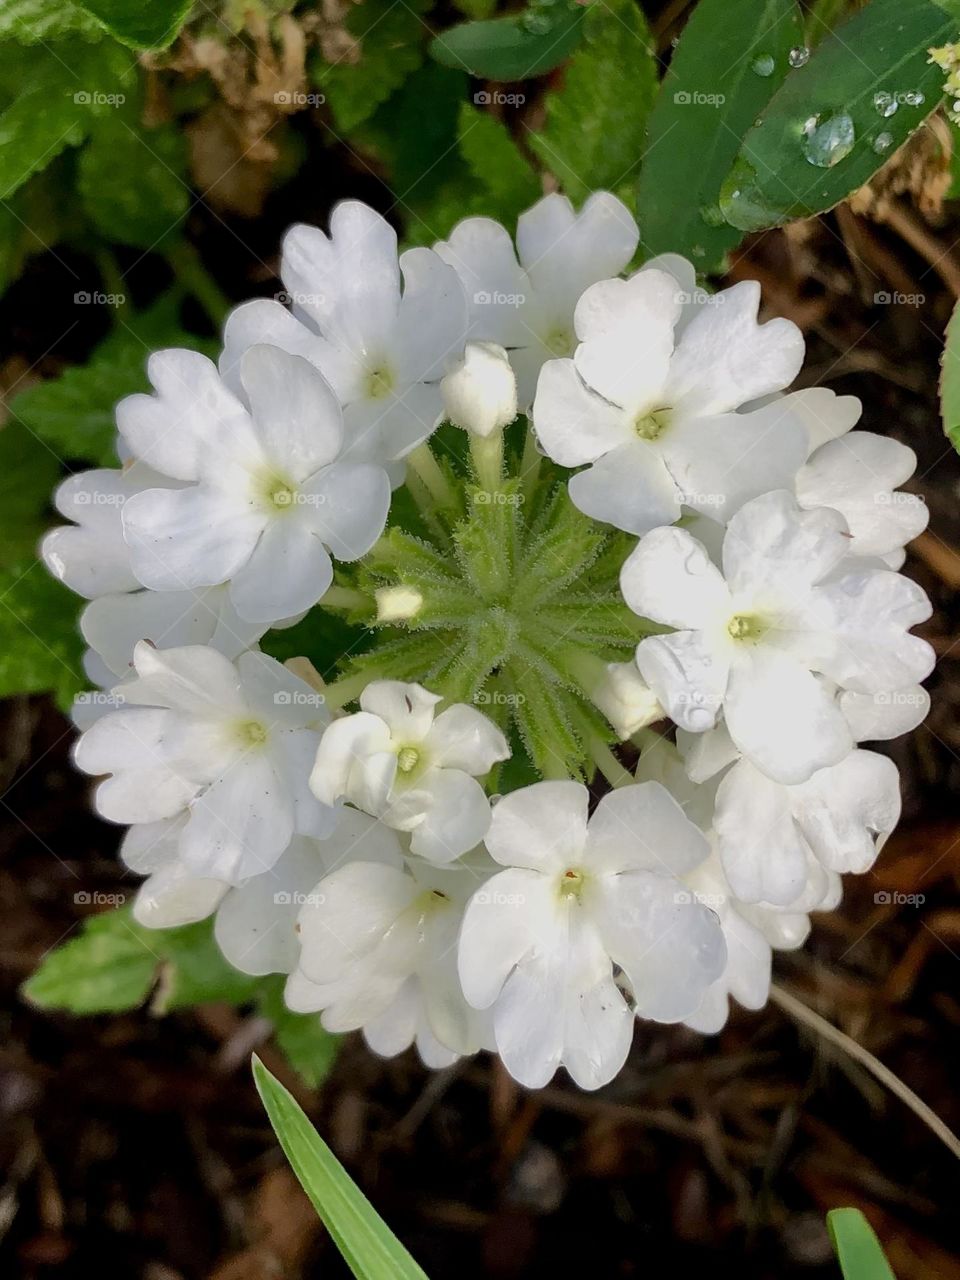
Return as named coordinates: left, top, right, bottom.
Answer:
left=827, top=1208, right=897, bottom=1280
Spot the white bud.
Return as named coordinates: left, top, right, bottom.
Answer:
left=591, top=662, right=663, bottom=739
left=441, top=342, right=517, bottom=438
left=375, top=585, right=423, bottom=623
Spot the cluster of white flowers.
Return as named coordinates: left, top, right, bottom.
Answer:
left=44, top=191, right=933, bottom=1091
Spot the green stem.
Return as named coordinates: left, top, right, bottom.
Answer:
left=321, top=585, right=368, bottom=611
left=94, top=248, right=131, bottom=315
left=519, top=422, right=541, bottom=497
left=406, top=443, right=457, bottom=511
left=165, top=240, right=231, bottom=329
left=320, top=668, right=375, bottom=710
left=586, top=733, right=632, bottom=789
left=470, top=429, right=504, bottom=492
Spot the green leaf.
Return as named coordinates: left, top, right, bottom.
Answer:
left=75, top=0, right=192, bottom=49
left=0, top=0, right=102, bottom=43
left=253, top=1056, right=430, bottom=1280
left=256, top=979, right=340, bottom=1089
left=529, top=0, right=657, bottom=203
left=152, top=919, right=260, bottom=1013
left=259, top=605, right=369, bottom=676
left=827, top=1208, right=897, bottom=1280
left=78, top=117, right=189, bottom=247
left=314, top=0, right=430, bottom=132
left=458, top=102, right=540, bottom=217
left=0, top=163, right=76, bottom=297
left=22, top=908, right=158, bottom=1013
left=719, top=0, right=952, bottom=232
left=636, top=0, right=803, bottom=271
left=940, top=295, right=960, bottom=453
left=0, top=560, right=85, bottom=708
left=429, top=1, right=586, bottom=81
left=11, top=294, right=216, bottom=466
left=0, top=422, right=62, bottom=566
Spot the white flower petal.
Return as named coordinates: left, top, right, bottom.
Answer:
left=359, top=680, right=441, bottom=741
left=532, top=358, right=631, bottom=465
left=239, top=345, right=343, bottom=480
left=790, top=749, right=900, bottom=873
left=299, top=462, right=391, bottom=561
left=122, top=485, right=263, bottom=592
left=483, top=780, right=589, bottom=871
left=179, top=754, right=293, bottom=882
left=459, top=868, right=557, bottom=1009
left=434, top=216, right=529, bottom=346
left=635, top=630, right=729, bottom=734
left=394, top=247, right=468, bottom=383
left=228, top=520, right=333, bottom=623
left=568, top=440, right=681, bottom=536
left=586, top=782, right=709, bottom=877
left=721, top=490, right=849, bottom=602
left=840, top=685, right=929, bottom=741
left=620, top=526, right=730, bottom=629
left=714, top=759, right=810, bottom=905
left=425, top=704, right=510, bottom=774
left=406, top=769, right=493, bottom=863
left=310, top=712, right=395, bottom=810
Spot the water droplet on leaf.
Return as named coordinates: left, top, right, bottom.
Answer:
left=873, top=131, right=893, bottom=154
left=788, top=46, right=809, bottom=68
left=752, top=54, right=775, bottom=77
left=903, top=90, right=925, bottom=106
left=699, top=204, right=726, bottom=227
left=802, top=112, right=856, bottom=168
left=873, top=91, right=897, bottom=118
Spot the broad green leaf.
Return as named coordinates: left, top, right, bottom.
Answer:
left=76, top=0, right=192, bottom=49
left=22, top=908, right=157, bottom=1013
left=940, top=294, right=960, bottom=453
left=314, top=0, right=430, bottom=132
left=78, top=117, right=189, bottom=247
left=152, top=919, right=260, bottom=1012
left=0, top=422, right=62, bottom=566
left=720, top=0, right=953, bottom=231
left=0, top=560, right=85, bottom=708
left=458, top=102, right=540, bottom=217
left=0, top=0, right=102, bottom=43
left=253, top=1056, right=430, bottom=1280
left=529, top=0, right=657, bottom=203
left=429, top=1, right=585, bottom=81
left=0, top=163, right=76, bottom=297
left=11, top=294, right=216, bottom=466
left=636, top=0, right=803, bottom=270
left=827, top=1208, right=897, bottom=1280
left=256, top=979, right=340, bottom=1089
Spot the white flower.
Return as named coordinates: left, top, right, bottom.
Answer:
left=374, top=584, right=423, bottom=623
left=588, top=661, right=663, bottom=740
left=74, top=642, right=335, bottom=882
left=220, top=201, right=467, bottom=467
left=681, top=848, right=819, bottom=1035
left=310, top=680, right=509, bottom=863
left=621, top=490, right=934, bottom=783
left=435, top=192, right=639, bottom=408
left=287, top=856, right=492, bottom=1069
left=441, top=341, right=517, bottom=437
left=457, top=781, right=725, bottom=1090
left=41, top=462, right=175, bottom=599
left=125, top=810, right=402, bottom=970
left=797, top=431, right=928, bottom=567
left=119, top=344, right=391, bottom=624
left=532, top=266, right=809, bottom=535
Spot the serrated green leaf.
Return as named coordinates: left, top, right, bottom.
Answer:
left=22, top=908, right=157, bottom=1013
left=314, top=0, right=430, bottom=132
left=253, top=1057, right=430, bottom=1279
left=11, top=295, right=216, bottom=466
left=76, top=0, right=192, bottom=49
left=529, top=0, right=657, bottom=203
left=429, top=1, right=585, bottom=81
left=0, top=0, right=102, bottom=43
left=78, top=117, right=189, bottom=247
left=636, top=0, right=803, bottom=270
left=257, top=978, right=340, bottom=1088
left=0, top=422, right=62, bottom=566
left=719, top=0, right=952, bottom=232
left=458, top=102, right=539, bottom=216
left=0, top=560, right=85, bottom=708
left=827, top=1208, right=897, bottom=1280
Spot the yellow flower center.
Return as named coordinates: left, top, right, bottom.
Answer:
left=727, top=613, right=767, bottom=642
left=396, top=745, right=421, bottom=774
left=558, top=866, right=586, bottom=901
left=634, top=407, right=671, bottom=441
left=366, top=366, right=394, bottom=400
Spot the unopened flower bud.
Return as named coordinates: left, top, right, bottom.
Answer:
left=441, top=342, right=517, bottom=438
left=591, top=662, right=663, bottom=739
left=375, top=584, right=423, bottom=623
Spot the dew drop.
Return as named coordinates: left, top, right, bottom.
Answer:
left=903, top=90, right=925, bottom=107
left=801, top=112, right=856, bottom=168
left=873, top=131, right=893, bottom=154
left=691, top=244, right=705, bottom=258
left=699, top=203, right=726, bottom=227
left=788, top=45, right=809, bottom=68
left=752, top=53, right=775, bottom=77
left=873, top=91, right=898, bottom=118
